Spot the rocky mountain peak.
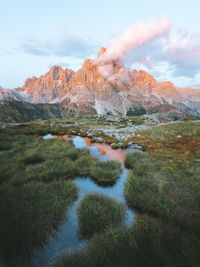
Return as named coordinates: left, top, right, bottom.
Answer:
left=47, top=65, right=74, bottom=83
left=132, top=70, right=157, bottom=85
left=11, top=47, right=200, bottom=117
left=98, top=47, right=107, bottom=57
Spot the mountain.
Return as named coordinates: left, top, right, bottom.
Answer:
left=1, top=47, right=200, bottom=122
left=14, top=66, right=74, bottom=103
left=0, top=88, right=26, bottom=102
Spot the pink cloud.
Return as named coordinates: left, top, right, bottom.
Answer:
left=96, top=17, right=172, bottom=64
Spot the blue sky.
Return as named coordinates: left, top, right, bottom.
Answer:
left=1, top=0, right=200, bottom=88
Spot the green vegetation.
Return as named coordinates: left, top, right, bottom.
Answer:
left=126, top=104, right=146, bottom=116
left=0, top=119, right=124, bottom=265
left=0, top=123, right=81, bottom=265
left=124, top=151, right=144, bottom=169
left=0, top=98, right=63, bottom=123
left=90, top=160, right=122, bottom=185
left=78, top=193, right=126, bottom=238
left=125, top=167, right=173, bottom=221
left=56, top=215, right=200, bottom=267
left=0, top=181, right=77, bottom=263
left=183, top=114, right=198, bottom=121
left=56, top=119, right=200, bottom=267
left=124, top=123, right=200, bottom=229
left=1, top=117, right=200, bottom=266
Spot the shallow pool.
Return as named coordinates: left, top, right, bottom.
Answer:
left=32, top=135, right=136, bottom=266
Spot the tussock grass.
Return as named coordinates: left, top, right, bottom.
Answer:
left=75, top=156, right=98, bottom=177
left=56, top=250, right=89, bottom=267
left=56, top=214, right=200, bottom=267
left=0, top=180, right=77, bottom=263
left=1, top=120, right=124, bottom=265
left=125, top=172, right=173, bottom=221
left=90, top=160, right=122, bottom=186
left=78, top=193, right=126, bottom=238
left=56, top=120, right=200, bottom=267
left=1, top=118, right=200, bottom=266
left=124, top=151, right=146, bottom=169
left=124, top=124, right=200, bottom=229
left=23, top=153, right=45, bottom=165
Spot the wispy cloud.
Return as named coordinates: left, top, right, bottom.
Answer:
left=20, top=34, right=97, bottom=58
left=20, top=18, right=200, bottom=86
left=96, top=17, right=172, bottom=63
left=96, top=17, right=200, bottom=83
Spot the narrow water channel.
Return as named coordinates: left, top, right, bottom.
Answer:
left=32, top=135, right=136, bottom=267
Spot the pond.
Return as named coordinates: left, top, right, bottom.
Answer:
left=32, top=135, right=137, bottom=267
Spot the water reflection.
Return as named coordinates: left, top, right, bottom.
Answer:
left=53, top=135, right=137, bottom=166
left=34, top=135, right=136, bottom=267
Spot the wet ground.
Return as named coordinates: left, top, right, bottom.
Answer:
left=32, top=135, right=137, bottom=267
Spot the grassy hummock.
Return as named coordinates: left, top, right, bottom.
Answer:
left=77, top=193, right=126, bottom=238
left=124, top=171, right=173, bottom=220
left=0, top=180, right=77, bottom=264
left=1, top=118, right=200, bottom=266
left=90, top=160, right=122, bottom=186
left=55, top=119, right=200, bottom=267
left=56, top=214, right=200, bottom=267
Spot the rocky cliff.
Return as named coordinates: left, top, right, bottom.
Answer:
left=3, top=47, right=200, bottom=119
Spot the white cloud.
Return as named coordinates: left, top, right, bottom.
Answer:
left=95, top=18, right=200, bottom=86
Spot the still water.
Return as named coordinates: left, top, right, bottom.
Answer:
left=32, top=135, right=136, bottom=267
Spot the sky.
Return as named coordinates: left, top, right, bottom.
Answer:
left=1, top=0, right=200, bottom=88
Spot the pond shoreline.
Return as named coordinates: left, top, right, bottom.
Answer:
left=32, top=135, right=137, bottom=267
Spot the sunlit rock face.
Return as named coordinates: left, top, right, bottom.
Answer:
left=11, top=47, right=200, bottom=117
left=14, top=66, right=74, bottom=103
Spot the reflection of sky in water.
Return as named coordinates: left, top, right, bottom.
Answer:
left=73, top=136, right=109, bottom=161
left=35, top=135, right=136, bottom=267
left=43, top=134, right=54, bottom=140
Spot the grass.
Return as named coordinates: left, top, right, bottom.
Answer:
left=125, top=171, right=173, bottom=221
left=75, top=155, right=98, bottom=177
left=77, top=193, right=126, bottom=238
left=124, top=151, right=145, bottom=169
left=56, top=214, right=200, bottom=267
left=1, top=117, right=200, bottom=266
left=124, top=148, right=200, bottom=229
left=0, top=180, right=77, bottom=264
left=90, top=160, right=122, bottom=186
left=56, top=119, right=200, bottom=267
left=0, top=120, right=123, bottom=265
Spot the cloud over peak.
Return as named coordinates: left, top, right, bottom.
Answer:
left=95, top=17, right=200, bottom=85
left=96, top=17, right=172, bottom=64
left=20, top=17, right=200, bottom=87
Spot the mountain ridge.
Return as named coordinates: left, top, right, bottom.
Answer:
left=1, top=47, right=200, bottom=120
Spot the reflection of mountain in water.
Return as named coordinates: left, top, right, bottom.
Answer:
left=32, top=135, right=136, bottom=267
